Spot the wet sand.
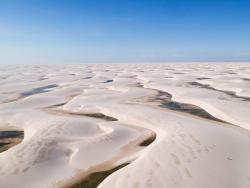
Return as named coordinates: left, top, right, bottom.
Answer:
left=0, top=128, right=24, bottom=153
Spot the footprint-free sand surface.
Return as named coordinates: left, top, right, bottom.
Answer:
left=0, top=63, right=250, bottom=188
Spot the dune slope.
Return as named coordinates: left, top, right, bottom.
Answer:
left=0, top=63, right=249, bottom=188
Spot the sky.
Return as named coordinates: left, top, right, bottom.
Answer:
left=0, top=0, right=250, bottom=64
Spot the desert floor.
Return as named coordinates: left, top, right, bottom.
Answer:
left=0, top=63, right=250, bottom=188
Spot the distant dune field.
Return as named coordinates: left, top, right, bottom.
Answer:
left=0, top=63, right=250, bottom=188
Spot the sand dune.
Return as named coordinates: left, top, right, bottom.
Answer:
left=0, top=63, right=249, bottom=188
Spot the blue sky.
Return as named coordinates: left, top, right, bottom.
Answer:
left=0, top=0, right=250, bottom=63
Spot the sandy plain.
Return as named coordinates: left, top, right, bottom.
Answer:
left=0, top=63, right=250, bottom=188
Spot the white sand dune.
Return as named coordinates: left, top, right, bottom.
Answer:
left=0, top=63, right=249, bottom=188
